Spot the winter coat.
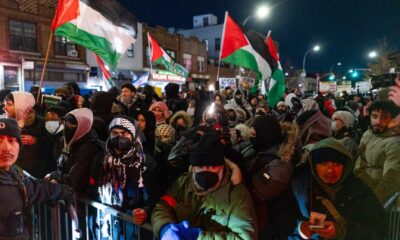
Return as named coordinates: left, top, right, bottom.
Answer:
left=111, top=95, right=140, bottom=116
left=17, top=114, right=46, bottom=178
left=49, top=109, right=99, bottom=195
left=268, top=138, right=386, bottom=240
left=333, top=128, right=359, bottom=165
left=151, top=167, right=258, bottom=239
left=100, top=150, right=162, bottom=213
left=0, top=166, right=70, bottom=239
left=354, top=125, right=400, bottom=203
left=224, top=90, right=253, bottom=121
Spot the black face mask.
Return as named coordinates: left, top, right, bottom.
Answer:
left=195, top=171, right=219, bottom=190
left=64, top=127, right=77, bottom=143
left=110, top=136, right=133, bottom=152
left=234, top=97, right=243, bottom=105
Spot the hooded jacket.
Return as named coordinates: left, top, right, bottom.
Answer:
left=268, top=138, right=386, bottom=240
left=224, top=89, right=253, bottom=120
left=11, top=92, right=47, bottom=178
left=49, top=108, right=100, bottom=194
left=151, top=167, right=258, bottom=240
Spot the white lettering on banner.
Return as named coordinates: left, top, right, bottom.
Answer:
left=152, top=73, right=186, bottom=83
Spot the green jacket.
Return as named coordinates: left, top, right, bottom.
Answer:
left=354, top=126, right=400, bottom=203
left=151, top=167, right=257, bottom=240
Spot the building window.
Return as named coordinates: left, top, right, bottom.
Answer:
left=54, top=36, right=78, bottom=57
left=197, top=56, right=205, bottom=72
left=127, top=44, right=134, bottom=58
left=166, top=50, right=176, bottom=60
left=183, top=53, right=192, bottom=71
left=9, top=20, right=36, bottom=52
left=203, top=17, right=209, bottom=26
left=215, top=38, right=220, bottom=51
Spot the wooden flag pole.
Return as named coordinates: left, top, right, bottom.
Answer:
left=36, top=30, right=53, bottom=103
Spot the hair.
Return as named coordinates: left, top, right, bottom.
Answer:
left=368, top=100, right=400, bottom=118
left=121, top=83, right=136, bottom=93
left=4, top=93, right=14, bottom=103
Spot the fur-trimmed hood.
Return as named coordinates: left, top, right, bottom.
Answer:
left=277, top=121, right=299, bottom=162
left=170, top=110, right=193, bottom=129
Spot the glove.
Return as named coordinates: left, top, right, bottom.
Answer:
left=176, top=220, right=202, bottom=240
left=59, top=184, right=75, bottom=210
left=160, top=223, right=182, bottom=240
left=45, top=171, right=62, bottom=183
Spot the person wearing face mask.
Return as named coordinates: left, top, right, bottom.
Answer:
left=45, top=108, right=100, bottom=195
left=42, top=105, right=68, bottom=174
left=99, top=116, right=161, bottom=239
left=154, top=124, right=176, bottom=180
left=243, top=115, right=299, bottom=234
left=224, top=89, right=253, bottom=121
left=152, top=133, right=257, bottom=240
left=149, top=101, right=171, bottom=126
left=331, top=110, right=358, bottom=164
left=169, top=111, right=193, bottom=141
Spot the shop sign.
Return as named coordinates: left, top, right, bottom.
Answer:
left=152, top=73, right=186, bottom=83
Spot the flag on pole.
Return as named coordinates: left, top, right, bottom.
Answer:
left=220, top=12, right=272, bottom=93
left=147, top=33, right=189, bottom=77
left=266, top=32, right=286, bottom=107
left=95, top=54, right=115, bottom=89
left=52, top=0, right=137, bottom=70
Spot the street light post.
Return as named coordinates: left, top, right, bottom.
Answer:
left=243, top=5, right=270, bottom=26
left=302, top=45, right=320, bottom=75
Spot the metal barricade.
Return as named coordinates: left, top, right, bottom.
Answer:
left=32, top=198, right=156, bottom=240
left=384, top=192, right=400, bottom=240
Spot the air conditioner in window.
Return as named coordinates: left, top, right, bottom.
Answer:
left=69, top=50, right=78, bottom=57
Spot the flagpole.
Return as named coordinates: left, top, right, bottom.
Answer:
left=147, top=33, right=154, bottom=79
left=37, top=30, right=53, bottom=103
left=216, top=12, right=228, bottom=90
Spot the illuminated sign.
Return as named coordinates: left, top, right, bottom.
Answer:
left=152, top=73, right=186, bottom=83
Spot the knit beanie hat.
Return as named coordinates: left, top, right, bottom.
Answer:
left=190, top=133, right=225, bottom=166
left=332, top=111, right=354, bottom=128
left=109, top=116, right=136, bottom=139
left=45, top=105, right=68, bottom=118
left=0, top=118, right=22, bottom=146
left=155, top=124, right=176, bottom=144
left=252, top=115, right=284, bottom=146
left=311, top=147, right=349, bottom=165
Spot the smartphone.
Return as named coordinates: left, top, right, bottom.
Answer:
left=309, top=225, right=325, bottom=229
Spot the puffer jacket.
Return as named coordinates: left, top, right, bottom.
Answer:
left=151, top=167, right=257, bottom=239
left=354, top=125, right=400, bottom=203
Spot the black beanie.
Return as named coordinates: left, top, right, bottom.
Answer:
left=0, top=118, right=22, bottom=146
left=311, top=147, right=349, bottom=165
left=190, top=133, right=225, bottom=166
left=46, top=105, right=68, bottom=118
left=252, top=115, right=284, bottom=146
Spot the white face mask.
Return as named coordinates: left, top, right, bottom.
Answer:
left=46, top=121, right=64, bottom=134
left=331, top=121, right=337, bottom=132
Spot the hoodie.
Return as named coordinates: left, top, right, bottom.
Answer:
left=11, top=92, right=35, bottom=128
left=64, top=108, right=93, bottom=151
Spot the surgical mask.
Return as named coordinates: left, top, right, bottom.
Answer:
left=109, top=136, right=133, bottom=152
left=331, top=121, right=337, bottom=132
left=46, top=121, right=63, bottom=134
left=194, top=171, right=219, bottom=190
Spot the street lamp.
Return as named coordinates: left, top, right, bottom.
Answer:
left=243, top=5, right=270, bottom=26
left=302, top=44, right=320, bottom=76
left=330, top=62, right=342, bottom=73
left=368, top=50, right=378, bottom=59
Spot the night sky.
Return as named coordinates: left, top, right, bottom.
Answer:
left=119, top=0, right=400, bottom=73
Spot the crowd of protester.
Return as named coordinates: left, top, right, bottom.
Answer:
left=1, top=78, right=400, bottom=239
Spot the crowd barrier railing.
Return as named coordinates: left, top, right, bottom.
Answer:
left=384, top=192, right=400, bottom=240
left=31, top=197, right=156, bottom=240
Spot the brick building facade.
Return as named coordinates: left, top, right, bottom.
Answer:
left=0, top=0, right=88, bottom=91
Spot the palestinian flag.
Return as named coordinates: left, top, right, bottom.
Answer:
left=148, top=33, right=189, bottom=77
left=95, top=54, right=115, bottom=89
left=52, top=0, right=137, bottom=70
left=220, top=12, right=272, bottom=93
left=266, top=31, right=286, bottom=107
